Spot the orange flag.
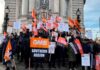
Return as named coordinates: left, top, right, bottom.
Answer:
left=74, top=19, right=81, bottom=31
left=32, top=9, right=36, bottom=19
left=4, top=40, right=12, bottom=62
left=42, top=17, right=47, bottom=23
left=68, top=17, right=74, bottom=28
left=74, top=39, right=83, bottom=56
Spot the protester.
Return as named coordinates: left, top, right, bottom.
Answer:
left=94, top=38, right=100, bottom=70
left=2, top=33, right=16, bottom=70
left=68, top=35, right=77, bottom=70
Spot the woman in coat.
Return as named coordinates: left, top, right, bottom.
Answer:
left=67, top=36, right=77, bottom=70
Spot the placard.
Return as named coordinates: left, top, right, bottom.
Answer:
left=30, top=37, right=49, bottom=49
left=58, top=23, right=69, bottom=32
left=85, top=30, right=93, bottom=39
left=81, top=54, right=90, bottom=66
left=48, top=42, right=56, bottom=54
left=13, top=21, right=21, bottom=29
left=32, top=49, right=48, bottom=57
left=28, top=24, right=32, bottom=31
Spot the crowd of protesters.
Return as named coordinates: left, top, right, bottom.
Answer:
left=0, top=10, right=100, bottom=70
left=0, top=27, right=100, bottom=70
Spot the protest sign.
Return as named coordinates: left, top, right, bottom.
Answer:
left=81, top=54, right=90, bottom=66
left=13, top=21, right=21, bottom=29
left=58, top=23, right=69, bottom=32
left=31, top=49, right=48, bottom=57
left=30, top=37, right=49, bottom=49
left=48, top=42, right=56, bottom=54
left=85, top=30, right=93, bottom=39
left=30, top=37, right=49, bottom=58
left=28, top=24, right=32, bottom=31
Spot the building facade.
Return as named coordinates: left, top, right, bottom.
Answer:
left=5, top=0, right=17, bottom=26
left=5, top=0, right=86, bottom=30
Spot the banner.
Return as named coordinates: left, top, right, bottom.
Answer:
left=30, top=37, right=49, bottom=49
left=81, top=54, right=90, bottom=66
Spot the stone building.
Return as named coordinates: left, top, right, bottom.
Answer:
left=5, top=0, right=86, bottom=31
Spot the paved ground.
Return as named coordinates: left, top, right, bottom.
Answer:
left=0, top=57, right=82, bottom=70
left=0, top=62, right=82, bottom=70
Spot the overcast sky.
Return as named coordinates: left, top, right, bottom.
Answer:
left=84, top=0, right=100, bottom=30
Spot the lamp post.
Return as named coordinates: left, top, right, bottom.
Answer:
left=3, top=6, right=10, bottom=33
left=76, top=8, right=85, bottom=38
left=76, top=8, right=81, bottom=23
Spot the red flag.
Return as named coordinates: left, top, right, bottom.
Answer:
left=74, top=39, right=83, bottom=56
left=68, top=17, right=74, bottom=28
left=4, top=40, right=12, bottom=62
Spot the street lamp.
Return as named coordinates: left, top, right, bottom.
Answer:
left=3, top=6, right=10, bottom=33
left=76, top=8, right=81, bottom=23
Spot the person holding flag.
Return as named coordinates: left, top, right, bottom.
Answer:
left=3, top=39, right=16, bottom=70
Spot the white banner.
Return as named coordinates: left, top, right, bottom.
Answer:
left=81, top=54, right=90, bottom=66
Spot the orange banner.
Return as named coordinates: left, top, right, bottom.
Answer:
left=30, top=37, right=49, bottom=49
